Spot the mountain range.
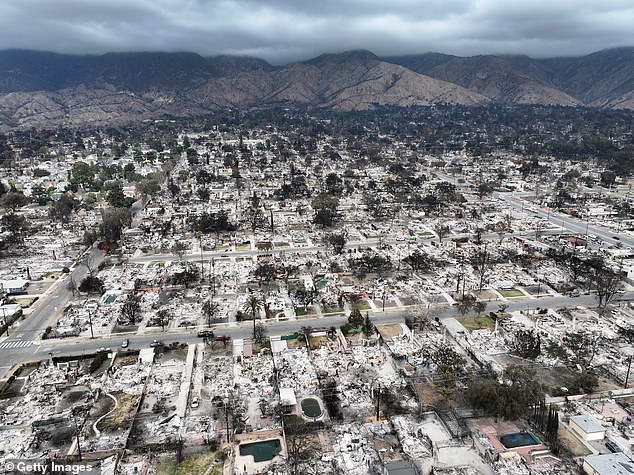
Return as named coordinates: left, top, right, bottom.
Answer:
left=0, top=47, right=632, bottom=127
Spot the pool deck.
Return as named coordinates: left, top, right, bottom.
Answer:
left=300, top=396, right=326, bottom=421
left=473, top=418, right=547, bottom=458
left=235, top=428, right=283, bottom=443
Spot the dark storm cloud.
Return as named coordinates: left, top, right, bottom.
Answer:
left=0, top=0, right=632, bottom=63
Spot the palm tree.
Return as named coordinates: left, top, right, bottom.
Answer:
left=243, top=294, right=264, bottom=339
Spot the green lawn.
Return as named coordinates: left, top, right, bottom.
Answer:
left=322, top=306, right=343, bottom=314
left=458, top=315, right=494, bottom=330
left=156, top=452, right=221, bottom=475
left=352, top=300, right=371, bottom=311
left=499, top=288, right=525, bottom=298
left=309, top=335, right=329, bottom=349
left=295, top=306, right=316, bottom=316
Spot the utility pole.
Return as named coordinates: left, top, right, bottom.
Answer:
left=198, top=233, right=205, bottom=282
left=211, top=258, right=216, bottom=296
left=71, top=407, right=87, bottom=462
left=224, top=398, right=231, bottom=443
left=375, top=385, right=381, bottom=421
left=1, top=308, right=8, bottom=337
left=84, top=300, right=94, bottom=339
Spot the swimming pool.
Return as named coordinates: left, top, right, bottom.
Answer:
left=499, top=432, right=540, bottom=449
left=301, top=397, right=322, bottom=418
left=239, top=439, right=282, bottom=462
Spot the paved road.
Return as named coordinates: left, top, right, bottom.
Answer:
left=493, top=192, right=632, bottom=247
left=2, top=180, right=631, bottom=376
left=433, top=169, right=629, bottom=247
left=0, top=248, right=104, bottom=372
left=1, top=290, right=620, bottom=375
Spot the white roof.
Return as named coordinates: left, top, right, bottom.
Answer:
left=571, top=414, right=605, bottom=434
left=0, top=279, right=28, bottom=289
left=279, top=387, right=297, bottom=406
left=584, top=453, right=634, bottom=475
left=0, top=304, right=21, bottom=315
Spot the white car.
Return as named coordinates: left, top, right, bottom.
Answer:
left=191, top=397, right=199, bottom=408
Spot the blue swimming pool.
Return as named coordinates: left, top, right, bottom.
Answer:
left=239, top=439, right=282, bottom=462
left=499, top=432, right=540, bottom=448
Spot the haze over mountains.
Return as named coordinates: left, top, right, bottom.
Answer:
left=0, top=47, right=632, bottom=127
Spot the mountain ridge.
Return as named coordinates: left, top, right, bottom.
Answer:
left=0, top=48, right=633, bottom=127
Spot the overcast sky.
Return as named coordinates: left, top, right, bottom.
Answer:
left=1, top=0, right=633, bottom=64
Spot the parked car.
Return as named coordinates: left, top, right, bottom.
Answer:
left=191, top=397, right=199, bottom=409
left=121, top=339, right=129, bottom=348
left=197, top=329, right=215, bottom=338
left=149, top=340, right=164, bottom=348
left=606, top=440, right=622, bottom=452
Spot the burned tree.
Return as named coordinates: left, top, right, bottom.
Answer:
left=470, top=245, right=492, bottom=292
left=120, top=294, right=142, bottom=325
left=509, top=329, right=541, bottom=360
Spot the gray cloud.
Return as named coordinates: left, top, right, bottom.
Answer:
left=0, top=0, right=632, bottom=63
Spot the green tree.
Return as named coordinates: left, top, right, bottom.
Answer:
left=123, top=163, right=136, bottom=180
left=49, top=195, right=77, bottom=223
left=312, top=193, right=339, bottom=228
left=466, top=365, right=543, bottom=420
left=105, top=181, right=134, bottom=208
left=362, top=314, right=375, bottom=338
left=0, top=192, right=28, bottom=212
left=404, top=250, right=433, bottom=272
left=78, top=276, right=105, bottom=294
left=101, top=208, right=132, bottom=243
left=33, top=168, right=50, bottom=178
left=1, top=213, right=29, bottom=244
left=326, top=231, right=348, bottom=254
